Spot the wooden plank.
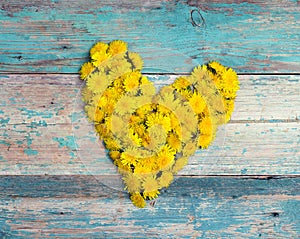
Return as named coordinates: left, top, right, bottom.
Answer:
left=0, top=74, right=299, bottom=175
left=1, top=121, right=299, bottom=175
left=0, top=175, right=299, bottom=238
left=0, top=1, right=299, bottom=73
left=1, top=74, right=299, bottom=123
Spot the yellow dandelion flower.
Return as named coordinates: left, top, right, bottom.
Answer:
left=114, top=95, right=136, bottom=115
left=191, top=66, right=209, bottom=83
left=108, top=61, right=132, bottom=80
left=93, top=107, right=105, bottom=123
left=123, top=77, right=139, bottom=91
left=115, top=158, right=132, bottom=175
left=123, top=172, right=141, bottom=193
left=104, top=137, right=121, bottom=151
left=108, top=40, right=127, bottom=56
left=188, top=92, right=207, bottom=115
left=220, top=68, right=239, bottom=93
left=121, top=152, right=137, bottom=166
left=123, top=71, right=141, bottom=92
left=140, top=75, right=152, bottom=85
left=143, top=190, right=160, bottom=200
left=81, top=86, right=93, bottom=103
left=80, top=62, right=95, bottom=80
left=91, top=51, right=111, bottom=67
left=130, top=192, right=146, bottom=208
left=102, top=87, right=121, bottom=101
left=146, top=125, right=166, bottom=152
left=86, top=71, right=111, bottom=94
left=146, top=112, right=172, bottom=132
left=172, top=76, right=191, bottom=90
left=198, top=133, right=215, bottom=149
left=199, top=116, right=213, bottom=135
left=207, top=61, right=226, bottom=75
left=157, top=146, right=175, bottom=170
left=128, top=52, right=143, bottom=70
left=109, top=150, right=121, bottom=161
left=90, top=42, right=109, bottom=57
left=182, top=140, right=197, bottom=157
left=158, top=171, right=174, bottom=188
left=155, top=86, right=174, bottom=102
left=169, top=114, right=181, bottom=134
left=140, top=82, right=156, bottom=96
left=129, top=114, right=144, bottom=126
left=129, top=128, right=142, bottom=146
left=94, top=123, right=110, bottom=138
left=156, top=104, right=171, bottom=115
left=178, top=88, right=193, bottom=99
left=167, top=132, right=181, bottom=152
left=84, top=104, right=96, bottom=122
left=134, top=163, right=152, bottom=174
left=142, top=175, right=159, bottom=193
left=172, top=156, right=189, bottom=173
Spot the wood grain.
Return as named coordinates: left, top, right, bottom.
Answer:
left=0, top=74, right=299, bottom=175
left=0, top=0, right=299, bottom=73
left=0, top=0, right=299, bottom=236
left=0, top=175, right=299, bottom=238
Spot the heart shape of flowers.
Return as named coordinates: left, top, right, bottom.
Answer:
left=79, top=40, right=239, bottom=208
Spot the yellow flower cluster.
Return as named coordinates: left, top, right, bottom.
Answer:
left=79, top=40, right=239, bottom=208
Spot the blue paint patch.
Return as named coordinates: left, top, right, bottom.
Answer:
left=69, top=151, right=76, bottom=160
left=18, top=107, right=53, bottom=119
left=9, top=97, right=17, bottom=104
left=241, top=168, right=248, bottom=174
left=0, top=140, right=10, bottom=147
left=16, top=140, right=23, bottom=145
left=242, top=148, right=247, bottom=155
left=0, top=118, right=10, bottom=125
left=0, top=75, right=9, bottom=78
left=70, top=112, right=83, bottom=123
left=255, top=93, right=265, bottom=97
left=27, top=120, right=48, bottom=129
left=25, top=135, right=33, bottom=147
left=268, top=119, right=283, bottom=123
left=24, top=148, right=38, bottom=156
left=53, top=136, right=78, bottom=150
left=0, top=110, right=4, bottom=114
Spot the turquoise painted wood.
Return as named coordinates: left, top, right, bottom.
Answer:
left=0, top=75, right=299, bottom=176
left=0, top=0, right=299, bottom=73
left=0, top=0, right=299, bottom=237
left=0, top=176, right=299, bottom=238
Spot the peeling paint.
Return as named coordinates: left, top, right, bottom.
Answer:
left=24, top=148, right=38, bottom=156
left=18, top=108, right=53, bottom=119
left=53, top=136, right=78, bottom=151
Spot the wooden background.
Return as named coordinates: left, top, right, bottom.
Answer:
left=0, top=0, right=299, bottom=238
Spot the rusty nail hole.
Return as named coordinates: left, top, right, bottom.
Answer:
left=191, top=9, right=206, bottom=28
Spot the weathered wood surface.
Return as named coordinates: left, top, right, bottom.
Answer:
left=0, top=175, right=299, bottom=238
left=1, top=0, right=300, bottom=237
left=0, top=74, right=299, bottom=175
left=0, top=0, right=299, bottom=73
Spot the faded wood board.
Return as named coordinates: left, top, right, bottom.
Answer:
left=0, top=74, right=299, bottom=175
left=0, top=175, right=299, bottom=238
left=0, top=0, right=299, bottom=73
left=1, top=0, right=300, bottom=237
